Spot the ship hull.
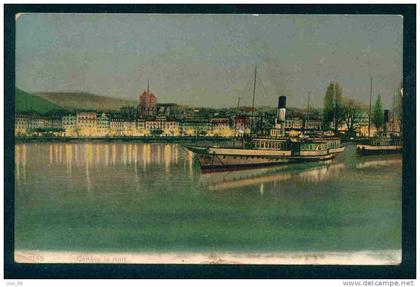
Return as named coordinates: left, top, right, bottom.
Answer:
left=329, top=146, right=345, bottom=154
left=189, top=147, right=335, bottom=172
left=356, top=144, right=402, bottom=155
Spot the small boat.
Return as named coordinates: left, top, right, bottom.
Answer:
left=356, top=135, right=402, bottom=155
left=357, top=78, right=403, bottom=156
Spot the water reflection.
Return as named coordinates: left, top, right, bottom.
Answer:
left=15, top=143, right=183, bottom=167
left=15, top=145, right=25, bottom=189
left=297, top=163, right=345, bottom=183
left=14, top=143, right=403, bottom=195
left=65, top=144, right=72, bottom=176
left=15, top=143, right=193, bottom=196
left=200, top=161, right=346, bottom=192
left=356, top=156, right=402, bottom=169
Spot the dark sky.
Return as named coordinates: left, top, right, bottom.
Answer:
left=16, top=14, right=402, bottom=108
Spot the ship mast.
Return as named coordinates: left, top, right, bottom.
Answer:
left=392, top=89, right=396, bottom=133
left=251, top=65, right=257, bottom=135
left=368, top=76, right=373, bottom=137
left=305, top=92, right=310, bottom=134
left=233, top=96, right=241, bottom=147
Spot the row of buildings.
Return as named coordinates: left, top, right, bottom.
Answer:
left=15, top=112, right=245, bottom=137
left=15, top=86, right=400, bottom=138
left=15, top=110, right=401, bottom=138
left=15, top=110, right=327, bottom=137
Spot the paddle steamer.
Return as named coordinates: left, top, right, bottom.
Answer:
left=186, top=67, right=344, bottom=172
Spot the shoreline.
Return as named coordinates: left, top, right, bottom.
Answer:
left=14, top=249, right=401, bottom=265
left=14, top=136, right=365, bottom=144
left=15, top=136, right=236, bottom=144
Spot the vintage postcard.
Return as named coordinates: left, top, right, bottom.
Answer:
left=11, top=11, right=407, bottom=267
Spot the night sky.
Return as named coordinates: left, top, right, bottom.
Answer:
left=16, top=13, right=402, bottom=108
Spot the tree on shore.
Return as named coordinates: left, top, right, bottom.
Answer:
left=372, top=94, right=384, bottom=132
left=322, top=82, right=345, bottom=132
left=343, top=97, right=363, bottom=136
left=322, top=84, right=334, bottom=129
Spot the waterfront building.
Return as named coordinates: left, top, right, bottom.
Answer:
left=76, top=112, right=97, bottom=129
left=209, top=118, right=233, bottom=137
left=62, top=114, right=76, bottom=129
left=28, top=116, right=39, bottom=130
left=110, top=117, right=124, bottom=136
left=145, top=120, right=161, bottom=131
left=50, top=117, right=63, bottom=130
left=97, top=113, right=110, bottom=136
left=179, top=120, right=211, bottom=136
left=15, top=114, right=29, bottom=135
left=233, top=115, right=251, bottom=134
left=210, top=118, right=230, bottom=129
left=45, top=117, right=64, bottom=136
left=161, top=120, right=179, bottom=136
left=62, top=114, right=77, bottom=136
left=138, top=83, right=157, bottom=118
left=136, top=119, right=146, bottom=130
left=144, top=116, right=178, bottom=135
left=157, top=116, right=178, bottom=132
left=122, top=121, right=137, bottom=136
left=76, top=112, right=97, bottom=137
left=42, top=118, right=53, bottom=129
left=28, top=116, right=49, bottom=130
left=134, top=119, right=149, bottom=136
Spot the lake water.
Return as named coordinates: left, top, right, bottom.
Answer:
left=15, top=142, right=402, bottom=254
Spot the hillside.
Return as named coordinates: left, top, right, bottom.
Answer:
left=35, top=92, right=137, bottom=111
left=15, top=88, right=64, bottom=113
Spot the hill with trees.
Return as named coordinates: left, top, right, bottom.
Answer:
left=15, top=88, right=64, bottom=113
left=35, top=92, right=137, bottom=111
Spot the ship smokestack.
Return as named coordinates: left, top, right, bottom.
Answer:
left=276, top=96, right=287, bottom=136
left=384, top=109, right=390, bottom=133
left=278, top=96, right=286, bottom=109
left=384, top=109, right=390, bottom=123
left=278, top=96, right=286, bottom=122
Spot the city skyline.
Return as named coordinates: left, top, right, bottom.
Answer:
left=16, top=14, right=402, bottom=109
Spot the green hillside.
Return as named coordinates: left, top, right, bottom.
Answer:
left=15, top=88, right=64, bottom=113
left=35, top=92, right=137, bottom=111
